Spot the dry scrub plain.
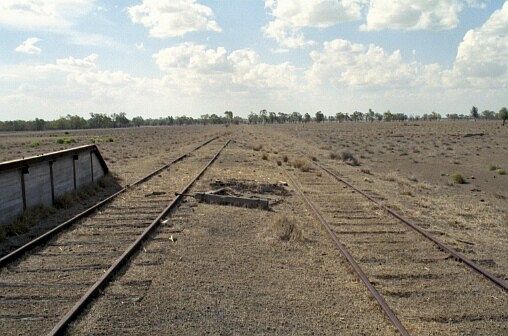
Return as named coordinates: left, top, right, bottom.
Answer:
left=0, top=121, right=506, bottom=335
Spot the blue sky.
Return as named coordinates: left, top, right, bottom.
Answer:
left=0, top=1, right=507, bottom=120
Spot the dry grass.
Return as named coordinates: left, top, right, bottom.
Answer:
left=270, top=215, right=304, bottom=242
left=293, top=159, right=311, bottom=172
left=5, top=206, right=56, bottom=236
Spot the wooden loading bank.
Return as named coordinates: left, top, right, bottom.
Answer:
left=0, top=145, right=109, bottom=225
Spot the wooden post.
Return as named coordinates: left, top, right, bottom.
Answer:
left=49, top=160, right=55, bottom=205
left=72, top=154, right=78, bottom=191
left=90, top=151, right=94, bottom=182
left=20, top=165, right=29, bottom=210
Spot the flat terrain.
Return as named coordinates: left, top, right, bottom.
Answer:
left=0, top=121, right=506, bottom=335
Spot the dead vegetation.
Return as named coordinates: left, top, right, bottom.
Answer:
left=292, top=159, right=311, bottom=172
left=267, top=215, right=304, bottom=242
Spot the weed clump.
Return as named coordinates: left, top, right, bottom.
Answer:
left=282, top=155, right=289, bottom=163
left=6, top=206, right=55, bottom=236
left=451, top=173, right=466, bottom=184
left=56, top=137, right=77, bottom=145
left=340, top=151, right=360, bottom=166
left=29, top=141, right=40, bottom=148
left=272, top=215, right=303, bottom=242
left=262, top=153, right=268, bottom=160
left=293, top=159, right=311, bottom=172
left=497, top=169, right=506, bottom=175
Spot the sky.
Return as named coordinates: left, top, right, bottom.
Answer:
left=0, top=0, right=507, bottom=120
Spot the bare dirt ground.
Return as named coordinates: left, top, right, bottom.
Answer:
left=1, top=121, right=507, bottom=335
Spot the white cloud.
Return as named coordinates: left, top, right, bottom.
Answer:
left=153, top=43, right=299, bottom=93
left=263, top=19, right=314, bottom=49
left=128, top=0, right=221, bottom=38
left=0, top=0, right=95, bottom=30
left=263, top=0, right=366, bottom=48
left=444, top=1, right=508, bottom=88
left=361, top=0, right=486, bottom=31
left=265, top=0, right=365, bottom=27
left=307, top=38, right=422, bottom=89
left=15, top=37, right=42, bottom=55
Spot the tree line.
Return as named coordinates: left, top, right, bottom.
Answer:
left=1, top=107, right=507, bottom=132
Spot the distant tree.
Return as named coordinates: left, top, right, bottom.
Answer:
left=367, top=109, right=375, bottom=122
left=303, top=113, right=311, bottom=123
left=335, top=112, right=346, bottom=122
left=224, top=111, right=233, bottom=122
left=481, top=110, right=495, bottom=120
left=429, top=111, right=441, bottom=121
left=89, top=113, right=113, bottom=129
left=351, top=111, right=363, bottom=122
left=209, top=114, right=222, bottom=124
left=383, top=110, right=393, bottom=122
left=200, top=114, right=210, bottom=125
left=132, top=116, right=144, bottom=127
left=499, top=107, right=508, bottom=126
left=248, top=112, right=258, bottom=124
left=291, top=111, right=302, bottom=123
left=266, top=111, right=275, bottom=123
left=470, top=106, right=479, bottom=121
left=315, top=111, right=325, bottom=123
left=34, top=118, right=46, bottom=131
left=111, top=112, right=129, bottom=128
left=277, top=112, right=289, bottom=123
left=259, top=109, right=268, bottom=123
left=375, top=113, right=383, bottom=121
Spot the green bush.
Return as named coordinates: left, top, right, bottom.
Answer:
left=451, top=173, right=466, bottom=184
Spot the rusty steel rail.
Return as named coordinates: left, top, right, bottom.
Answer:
left=47, top=139, right=230, bottom=336
left=0, top=135, right=219, bottom=267
left=315, top=162, right=508, bottom=292
left=282, top=169, right=411, bottom=336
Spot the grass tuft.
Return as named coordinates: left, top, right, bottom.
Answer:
left=340, top=151, right=360, bottom=166
left=293, top=159, right=311, bottom=172
left=272, top=215, right=303, bottom=242
left=56, top=137, right=77, bottom=145
left=451, top=173, right=466, bottom=184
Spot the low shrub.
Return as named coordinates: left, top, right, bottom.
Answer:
left=451, top=173, right=466, bottom=184
left=293, top=159, right=311, bottom=172
left=340, top=151, right=360, bottom=166
left=262, top=153, right=268, bottom=160
left=497, top=169, right=506, bottom=175
left=56, top=137, right=77, bottom=145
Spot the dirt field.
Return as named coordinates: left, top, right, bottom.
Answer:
left=0, top=121, right=506, bottom=335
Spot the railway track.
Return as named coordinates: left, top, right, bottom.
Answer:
left=0, top=135, right=217, bottom=265
left=284, top=161, right=507, bottom=335
left=0, top=138, right=229, bottom=336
